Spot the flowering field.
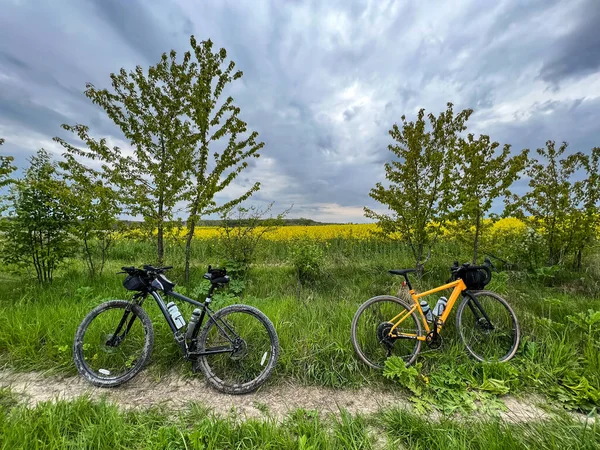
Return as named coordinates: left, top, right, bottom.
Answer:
left=188, top=218, right=528, bottom=241
left=194, top=223, right=380, bottom=241
left=197, top=218, right=527, bottom=242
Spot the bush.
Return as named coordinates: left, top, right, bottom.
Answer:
left=290, top=238, right=326, bottom=285
left=218, top=203, right=287, bottom=278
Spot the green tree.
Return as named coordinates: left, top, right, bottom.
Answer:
left=571, top=147, right=600, bottom=269
left=0, top=138, right=17, bottom=214
left=2, top=150, right=74, bottom=283
left=58, top=153, right=121, bottom=278
left=513, top=141, right=583, bottom=266
left=451, top=134, right=528, bottom=263
left=57, top=36, right=262, bottom=278
left=364, top=103, right=473, bottom=273
left=181, top=37, right=263, bottom=283
left=57, top=45, right=198, bottom=264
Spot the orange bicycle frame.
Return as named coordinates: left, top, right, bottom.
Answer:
left=388, top=278, right=467, bottom=341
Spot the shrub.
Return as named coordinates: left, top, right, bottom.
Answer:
left=290, top=238, right=326, bottom=285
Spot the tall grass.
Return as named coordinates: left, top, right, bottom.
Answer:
left=380, top=408, right=600, bottom=450
left=0, top=236, right=599, bottom=411
left=0, top=390, right=374, bottom=450
left=0, top=389, right=597, bottom=450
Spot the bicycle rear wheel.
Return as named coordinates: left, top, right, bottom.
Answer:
left=351, top=295, right=422, bottom=370
left=73, top=300, right=154, bottom=387
left=456, top=291, right=520, bottom=362
left=195, top=305, right=279, bottom=395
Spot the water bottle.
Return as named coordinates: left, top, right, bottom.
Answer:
left=432, top=296, right=448, bottom=317
left=420, top=300, right=433, bottom=322
left=166, top=302, right=186, bottom=329
left=185, top=308, right=202, bottom=341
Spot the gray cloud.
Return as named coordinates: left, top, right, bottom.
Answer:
left=0, top=89, right=71, bottom=139
left=0, top=0, right=599, bottom=222
left=88, top=0, right=190, bottom=64
left=540, top=0, right=600, bottom=84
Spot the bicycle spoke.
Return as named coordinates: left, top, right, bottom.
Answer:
left=74, top=300, right=153, bottom=387
left=197, top=306, right=278, bottom=393
left=81, top=306, right=147, bottom=378
left=458, top=292, right=519, bottom=362
left=352, top=296, right=422, bottom=369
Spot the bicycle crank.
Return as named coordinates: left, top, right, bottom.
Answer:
left=425, top=331, right=443, bottom=349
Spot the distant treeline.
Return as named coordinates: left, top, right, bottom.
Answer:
left=119, top=218, right=335, bottom=228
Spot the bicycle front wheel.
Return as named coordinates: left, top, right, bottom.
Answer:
left=195, top=305, right=279, bottom=395
left=351, top=295, right=422, bottom=370
left=456, top=291, right=520, bottom=362
left=73, top=300, right=154, bottom=387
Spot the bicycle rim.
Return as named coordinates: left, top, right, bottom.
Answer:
left=352, top=296, right=422, bottom=370
left=457, top=291, right=519, bottom=362
left=198, top=306, right=278, bottom=393
left=77, top=303, right=150, bottom=383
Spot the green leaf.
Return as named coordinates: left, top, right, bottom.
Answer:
left=479, top=378, right=510, bottom=396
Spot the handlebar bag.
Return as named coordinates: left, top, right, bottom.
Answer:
left=460, top=268, right=490, bottom=290
left=123, top=275, right=146, bottom=291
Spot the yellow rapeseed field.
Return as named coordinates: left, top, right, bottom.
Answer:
left=194, top=223, right=379, bottom=241
left=191, top=218, right=530, bottom=241
left=125, top=218, right=538, bottom=241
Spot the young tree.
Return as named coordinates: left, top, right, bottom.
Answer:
left=514, top=141, right=583, bottom=266
left=451, top=134, right=528, bottom=263
left=218, top=202, right=288, bottom=278
left=2, top=150, right=74, bottom=283
left=58, top=153, right=121, bottom=278
left=181, top=37, right=263, bottom=282
left=571, top=147, right=600, bottom=269
left=0, top=138, right=17, bottom=214
left=364, top=103, right=473, bottom=273
left=56, top=47, right=198, bottom=264
left=57, top=36, right=263, bottom=278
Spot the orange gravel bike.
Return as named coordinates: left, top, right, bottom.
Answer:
left=351, top=259, right=520, bottom=369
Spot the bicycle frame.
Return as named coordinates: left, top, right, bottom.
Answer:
left=389, top=278, right=468, bottom=340
left=130, top=286, right=240, bottom=359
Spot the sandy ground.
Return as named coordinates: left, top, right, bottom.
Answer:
left=0, top=370, right=555, bottom=423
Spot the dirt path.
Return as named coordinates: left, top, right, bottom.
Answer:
left=0, top=370, right=550, bottom=422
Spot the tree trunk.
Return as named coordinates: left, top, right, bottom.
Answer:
left=576, top=248, right=582, bottom=270
left=415, top=242, right=424, bottom=278
left=157, top=137, right=166, bottom=265
left=83, top=233, right=96, bottom=278
left=157, top=221, right=164, bottom=265
left=473, top=211, right=481, bottom=264
left=548, top=217, right=556, bottom=266
left=30, top=230, right=43, bottom=283
left=184, top=202, right=199, bottom=284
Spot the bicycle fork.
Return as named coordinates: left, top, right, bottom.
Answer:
left=465, top=294, right=495, bottom=330
left=106, top=295, right=146, bottom=347
left=106, top=307, right=137, bottom=347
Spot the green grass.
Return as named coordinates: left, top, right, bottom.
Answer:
left=380, top=408, right=600, bottom=450
left=0, top=389, right=598, bottom=450
left=0, top=238, right=599, bottom=413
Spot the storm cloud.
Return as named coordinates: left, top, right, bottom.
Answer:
left=1, top=0, right=599, bottom=222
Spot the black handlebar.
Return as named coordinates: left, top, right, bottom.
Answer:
left=450, top=259, right=493, bottom=285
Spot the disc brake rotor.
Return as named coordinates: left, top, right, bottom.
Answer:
left=230, top=338, right=248, bottom=360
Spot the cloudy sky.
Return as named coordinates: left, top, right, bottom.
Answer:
left=1, top=0, right=599, bottom=222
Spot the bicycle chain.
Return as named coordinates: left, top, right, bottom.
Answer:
left=386, top=326, right=444, bottom=356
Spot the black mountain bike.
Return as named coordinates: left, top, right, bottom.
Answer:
left=73, top=265, right=279, bottom=394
